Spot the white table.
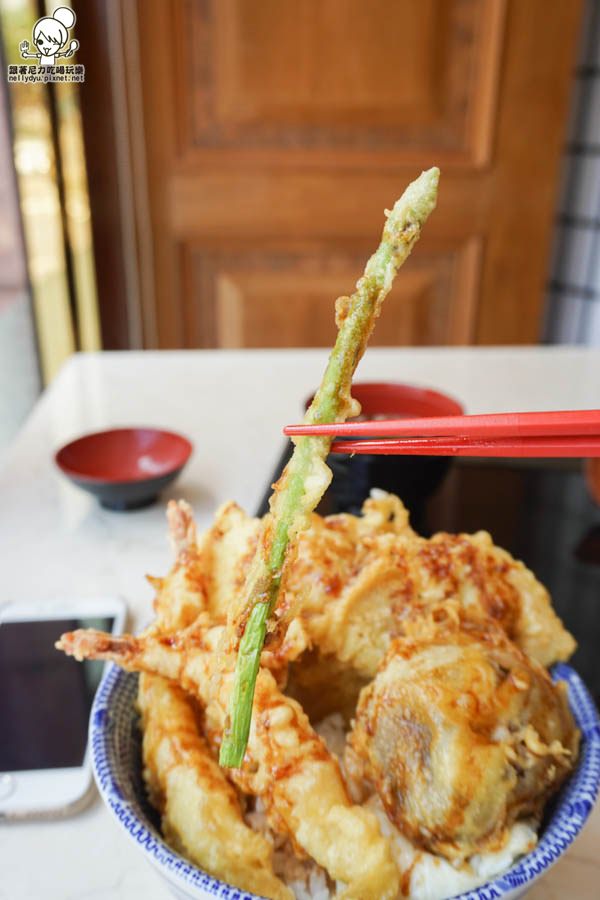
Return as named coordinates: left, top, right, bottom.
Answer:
left=1, top=347, right=599, bottom=900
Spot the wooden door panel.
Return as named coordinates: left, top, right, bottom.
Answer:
left=133, top=0, right=583, bottom=350
left=180, top=237, right=481, bottom=348
left=178, top=0, right=504, bottom=166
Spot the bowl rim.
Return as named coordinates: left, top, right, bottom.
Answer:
left=90, top=663, right=600, bottom=900
left=304, top=381, right=465, bottom=418
left=55, top=427, right=193, bottom=485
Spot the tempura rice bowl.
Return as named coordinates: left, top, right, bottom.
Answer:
left=91, top=662, right=600, bottom=900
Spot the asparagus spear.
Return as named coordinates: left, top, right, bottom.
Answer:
left=219, top=167, right=440, bottom=767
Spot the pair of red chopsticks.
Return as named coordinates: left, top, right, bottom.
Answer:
left=283, top=410, right=600, bottom=457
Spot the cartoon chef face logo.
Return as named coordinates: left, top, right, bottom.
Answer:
left=20, top=6, right=79, bottom=67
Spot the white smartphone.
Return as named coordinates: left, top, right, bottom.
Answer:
left=0, top=597, right=126, bottom=820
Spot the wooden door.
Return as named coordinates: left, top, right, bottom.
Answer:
left=119, top=0, right=582, bottom=349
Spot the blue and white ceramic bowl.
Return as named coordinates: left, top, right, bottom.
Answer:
left=90, top=663, right=600, bottom=900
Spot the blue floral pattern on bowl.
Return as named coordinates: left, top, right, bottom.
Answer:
left=90, top=663, right=600, bottom=900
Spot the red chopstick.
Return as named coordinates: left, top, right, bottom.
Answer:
left=282, top=410, right=600, bottom=457
left=329, top=436, right=600, bottom=458
left=284, top=409, right=600, bottom=439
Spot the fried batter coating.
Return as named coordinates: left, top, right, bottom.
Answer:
left=346, top=616, right=579, bottom=862
left=148, top=500, right=262, bottom=633
left=58, top=626, right=400, bottom=900
left=138, top=673, right=292, bottom=899
left=141, top=506, right=295, bottom=896
left=159, top=495, right=575, bottom=672
left=198, top=493, right=575, bottom=672
left=147, top=500, right=211, bottom=633
left=197, top=500, right=262, bottom=624
left=151, top=496, right=574, bottom=732
left=282, top=492, right=575, bottom=671
left=56, top=497, right=578, bottom=898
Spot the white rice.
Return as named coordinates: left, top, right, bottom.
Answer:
left=368, top=795, right=537, bottom=900
left=245, top=798, right=333, bottom=900
left=245, top=714, right=538, bottom=900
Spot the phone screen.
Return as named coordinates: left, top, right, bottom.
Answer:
left=0, top=617, right=114, bottom=772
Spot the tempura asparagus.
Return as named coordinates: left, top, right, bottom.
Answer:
left=219, top=168, right=440, bottom=767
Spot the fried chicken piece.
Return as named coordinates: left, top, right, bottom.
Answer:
left=346, top=615, right=579, bottom=862
left=57, top=626, right=400, bottom=900
left=138, top=673, right=292, bottom=899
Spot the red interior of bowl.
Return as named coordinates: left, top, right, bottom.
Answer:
left=55, top=428, right=193, bottom=483
left=305, top=382, right=464, bottom=419
left=349, top=382, right=464, bottom=419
